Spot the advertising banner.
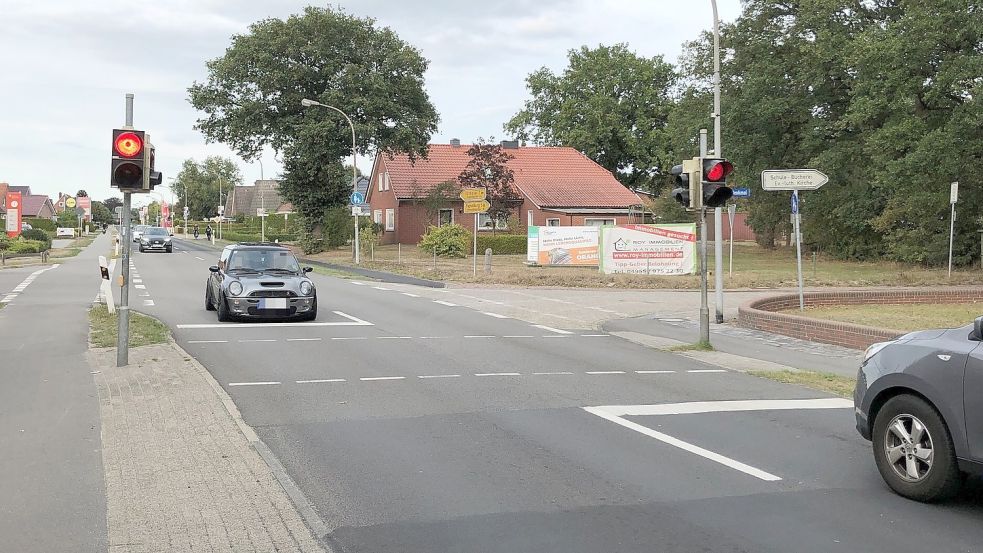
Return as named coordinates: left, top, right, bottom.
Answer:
left=526, top=226, right=539, bottom=263
left=536, top=226, right=600, bottom=266
left=76, top=196, right=92, bottom=221
left=161, top=200, right=171, bottom=230
left=5, top=192, right=22, bottom=237
left=599, top=224, right=697, bottom=275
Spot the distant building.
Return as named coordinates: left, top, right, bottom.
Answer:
left=0, top=183, right=56, bottom=219
left=223, top=180, right=294, bottom=218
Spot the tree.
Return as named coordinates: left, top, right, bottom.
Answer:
left=505, top=44, right=677, bottom=190
left=173, top=157, right=242, bottom=221
left=90, top=201, right=113, bottom=224
left=457, top=140, right=519, bottom=232
left=188, top=6, right=439, bottom=227
left=103, top=197, right=123, bottom=213
left=76, top=190, right=88, bottom=197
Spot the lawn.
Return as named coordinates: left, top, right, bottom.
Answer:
left=303, top=241, right=983, bottom=289
left=748, top=369, right=856, bottom=398
left=89, top=306, right=170, bottom=348
left=786, top=302, right=982, bottom=332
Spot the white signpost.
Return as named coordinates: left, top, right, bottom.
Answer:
left=948, top=181, right=958, bottom=278
left=762, top=168, right=829, bottom=310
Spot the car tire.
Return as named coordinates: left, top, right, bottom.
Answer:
left=872, top=394, right=962, bottom=502
left=139, top=246, right=144, bottom=252
left=204, top=285, right=215, bottom=311
left=166, top=246, right=172, bottom=253
left=216, top=292, right=232, bottom=322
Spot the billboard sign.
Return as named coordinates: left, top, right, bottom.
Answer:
left=5, top=192, right=22, bottom=237
left=76, top=196, right=92, bottom=221
left=599, top=224, right=697, bottom=275
left=526, top=226, right=539, bottom=263
left=536, top=226, right=600, bottom=266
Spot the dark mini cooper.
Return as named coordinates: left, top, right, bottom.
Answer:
left=855, top=315, right=983, bottom=502
left=204, top=243, right=317, bottom=321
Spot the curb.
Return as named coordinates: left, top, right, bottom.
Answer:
left=607, top=330, right=799, bottom=373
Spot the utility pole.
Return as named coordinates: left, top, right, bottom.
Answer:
left=117, top=94, right=134, bottom=367
left=710, top=0, right=725, bottom=324
left=698, top=130, right=710, bottom=344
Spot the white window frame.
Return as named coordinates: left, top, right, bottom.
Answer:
left=438, top=208, right=454, bottom=226
left=585, top=218, right=615, bottom=227
left=385, top=208, right=395, bottom=231
left=546, top=218, right=561, bottom=227
left=378, top=174, right=384, bottom=192
left=383, top=172, right=390, bottom=191
left=373, top=209, right=383, bottom=225
left=478, top=213, right=508, bottom=231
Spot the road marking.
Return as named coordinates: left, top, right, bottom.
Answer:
left=475, top=372, right=521, bottom=377
left=417, top=374, right=461, bottom=379
left=188, top=340, right=228, bottom=344
left=532, top=325, right=572, bottom=334
left=333, top=311, right=374, bottom=325
left=533, top=371, right=574, bottom=375
left=350, top=281, right=366, bottom=286
left=636, top=370, right=675, bottom=374
left=139, top=292, right=150, bottom=297
left=360, top=376, right=405, bottom=381
left=418, top=336, right=448, bottom=339
left=194, top=256, right=205, bottom=261
left=296, top=379, right=346, bottom=384
left=586, top=371, right=625, bottom=375
left=482, top=312, right=509, bottom=318
left=503, top=335, right=534, bottom=338
left=433, top=300, right=457, bottom=307
left=378, top=336, right=412, bottom=339
left=239, top=339, right=277, bottom=343
left=402, top=292, right=420, bottom=297
left=373, top=286, right=392, bottom=291
left=176, top=315, right=373, bottom=329
left=286, top=338, right=322, bottom=342
left=464, top=335, right=495, bottom=338
left=228, top=381, right=281, bottom=387
left=133, top=279, right=143, bottom=283
left=541, top=335, right=569, bottom=338
left=0, top=265, right=58, bottom=303
left=581, top=334, right=609, bottom=337
left=143, top=300, right=155, bottom=306
left=687, top=369, right=728, bottom=373
left=134, top=284, right=146, bottom=289
left=332, top=337, right=367, bottom=340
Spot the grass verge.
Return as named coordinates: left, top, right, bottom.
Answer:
left=748, top=369, right=856, bottom=398
left=784, top=302, right=981, bottom=332
left=89, top=306, right=170, bottom=348
left=668, top=340, right=715, bottom=352
left=309, top=265, right=374, bottom=280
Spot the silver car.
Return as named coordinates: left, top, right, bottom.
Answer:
left=138, top=226, right=172, bottom=253
left=854, top=316, right=983, bottom=502
left=204, top=243, right=317, bottom=322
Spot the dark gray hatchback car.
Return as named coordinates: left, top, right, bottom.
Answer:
left=205, top=243, right=316, bottom=322
left=855, top=315, right=983, bottom=502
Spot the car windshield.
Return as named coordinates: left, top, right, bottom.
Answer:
left=144, top=227, right=168, bottom=236
left=227, top=249, right=300, bottom=273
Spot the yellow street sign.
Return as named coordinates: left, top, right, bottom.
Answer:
left=463, top=200, right=491, bottom=214
left=459, top=188, right=486, bottom=202
left=65, top=197, right=77, bottom=208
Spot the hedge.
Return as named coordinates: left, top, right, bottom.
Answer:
left=220, top=230, right=298, bottom=243
left=23, top=218, right=56, bottom=232
left=6, top=239, right=48, bottom=253
left=476, top=234, right=526, bottom=255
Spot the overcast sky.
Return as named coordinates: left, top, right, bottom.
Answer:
left=0, top=0, right=742, bottom=207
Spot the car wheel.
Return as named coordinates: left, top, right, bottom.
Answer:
left=139, top=246, right=144, bottom=252
left=204, top=285, right=215, bottom=311
left=216, top=292, right=232, bottom=322
left=166, top=246, right=172, bottom=253
left=872, top=394, right=962, bottom=502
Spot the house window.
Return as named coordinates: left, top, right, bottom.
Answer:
left=383, top=172, right=390, bottom=191
left=373, top=209, right=383, bottom=225
left=438, top=209, right=453, bottom=226
left=546, top=218, right=561, bottom=227
left=584, top=218, right=615, bottom=227
left=378, top=174, right=384, bottom=192
left=478, top=213, right=508, bottom=231
left=385, top=208, right=395, bottom=231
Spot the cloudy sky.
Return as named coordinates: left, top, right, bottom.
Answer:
left=0, top=0, right=742, bottom=207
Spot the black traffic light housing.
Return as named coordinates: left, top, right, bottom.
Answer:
left=670, top=164, right=690, bottom=207
left=143, top=139, right=162, bottom=190
left=111, top=129, right=145, bottom=190
left=701, top=158, right=734, bottom=207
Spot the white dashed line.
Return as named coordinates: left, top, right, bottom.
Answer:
left=402, top=293, right=420, bottom=297
left=286, top=338, right=322, bottom=342
left=378, top=336, right=412, bottom=339
left=581, top=334, right=609, bottom=337
left=531, top=325, right=573, bottom=334
left=636, top=370, right=676, bottom=374
left=503, top=335, right=534, bottom=338
left=373, top=286, right=392, bottom=291
left=350, top=281, right=367, bottom=286
left=464, top=335, right=495, bottom=338
left=143, top=300, right=155, bottom=306
left=541, top=335, right=569, bottom=338
left=194, top=256, right=205, bottom=261
left=228, top=381, right=281, bottom=387
left=133, top=279, right=143, bottom=284
left=238, top=339, right=277, bottom=343
left=433, top=300, right=457, bottom=307
left=296, top=379, right=346, bottom=384
left=331, top=337, right=368, bottom=340
left=482, top=312, right=509, bottom=319
left=586, top=371, right=625, bottom=375
left=687, top=369, right=728, bottom=373
left=474, top=372, right=521, bottom=377
left=134, top=284, right=146, bottom=289
left=533, top=371, right=574, bottom=375
left=360, top=376, right=405, bottom=381
left=417, top=374, right=461, bottom=379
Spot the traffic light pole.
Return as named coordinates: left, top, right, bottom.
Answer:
left=117, top=94, right=134, bottom=367
left=698, top=131, right=711, bottom=343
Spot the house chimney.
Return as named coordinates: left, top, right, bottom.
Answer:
left=501, top=139, right=519, bottom=149
left=450, top=138, right=461, bottom=147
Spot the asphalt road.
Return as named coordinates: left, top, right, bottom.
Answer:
left=127, top=237, right=983, bottom=553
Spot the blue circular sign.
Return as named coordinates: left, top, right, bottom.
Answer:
left=350, top=191, right=365, bottom=205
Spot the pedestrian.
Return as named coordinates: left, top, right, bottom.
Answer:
left=205, top=224, right=213, bottom=242
left=193, top=224, right=200, bottom=240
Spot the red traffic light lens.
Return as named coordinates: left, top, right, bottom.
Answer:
left=115, top=132, right=143, bottom=158
left=705, top=160, right=733, bottom=182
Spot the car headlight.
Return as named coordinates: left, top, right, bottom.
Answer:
left=863, top=341, right=893, bottom=363
left=228, top=281, right=243, bottom=296
left=299, top=281, right=313, bottom=296
left=141, top=238, right=149, bottom=244
left=164, top=237, right=172, bottom=243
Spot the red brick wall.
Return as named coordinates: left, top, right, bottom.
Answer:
left=738, top=288, right=983, bottom=350
left=706, top=211, right=757, bottom=241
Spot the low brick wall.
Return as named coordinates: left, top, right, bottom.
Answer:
left=738, top=288, right=983, bottom=350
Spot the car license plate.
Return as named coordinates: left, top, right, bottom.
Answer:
left=260, top=298, right=287, bottom=309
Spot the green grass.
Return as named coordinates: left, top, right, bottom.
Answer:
left=309, top=266, right=373, bottom=280
left=668, top=340, right=715, bottom=352
left=88, top=306, right=170, bottom=348
left=748, top=369, right=856, bottom=398
left=787, top=302, right=982, bottom=332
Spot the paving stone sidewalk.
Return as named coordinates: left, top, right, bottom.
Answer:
left=89, top=343, right=326, bottom=553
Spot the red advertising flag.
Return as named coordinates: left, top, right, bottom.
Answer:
left=5, top=192, right=22, bottom=238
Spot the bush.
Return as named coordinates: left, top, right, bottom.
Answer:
left=419, top=224, right=470, bottom=258
left=7, top=239, right=47, bottom=254
left=20, top=229, right=52, bottom=249
left=476, top=234, right=526, bottom=255
left=0, top=235, right=10, bottom=251
left=299, top=235, right=325, bottom=255
left=23, top=218, right=55, bottom=232
left=323, top=207, right=354, bottom=248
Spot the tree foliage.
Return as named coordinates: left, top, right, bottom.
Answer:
left=457, top=139, right=519, bottom=226
left=172, top=156, right=242, bottom=221
left=188, top=6, right=438, bottom=225
left=504, top=44, right=677, bottom=190
left=90, top=201, right=113, bottom=224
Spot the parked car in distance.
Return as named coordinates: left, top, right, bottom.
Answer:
left=131, top=224, right=148, bottom=242
left=21, top=222, right=32, bottom=231
left=138, top=226, right=172, bottom=253
left=204, top=243, right=316, bottom=322
left=854, top=316, right=983, bottom=502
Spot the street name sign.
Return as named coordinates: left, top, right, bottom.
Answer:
left=732, top=187, right=751, bottom=198
left=351, top=205, right=371, bottom=216
left=463, top=200, right=491, bottom=214
left=761, top=169, right=828, bottom=191
left=460, top=188, right=486, bottom=202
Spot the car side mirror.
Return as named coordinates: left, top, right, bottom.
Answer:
left=303, top=267, right=313, bottom=273
left=209, top=265, right=220, bottom=273
left=974, top=316, right=983, bottom=341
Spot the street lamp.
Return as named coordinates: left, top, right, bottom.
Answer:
left=300, top=98, right=360, bottom=264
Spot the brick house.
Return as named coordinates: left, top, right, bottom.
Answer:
left=0, top=184, right=55, bottom=220
left=366, top=141, right=644, bottom=245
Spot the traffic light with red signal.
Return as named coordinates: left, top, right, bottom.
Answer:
left=111, top=129, right=145, bottom=189
left=669, top=157, right=735, bottom=209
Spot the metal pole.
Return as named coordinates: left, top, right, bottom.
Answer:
left=714, top=207, right=723, bottom=323
left=948, top=202, right=955, bottom=278
left=260, top=161, right=266, bottom=243
left=117, top=93, right=134, bottom=367
left=473, top=214, right=478, bottom=277
left=710, top=0, right=722, bottom=158
left=351, top=123, right=359, bottom=266
left=728, top=203, right=735, bottom=275
left=699, top=207, right=710, bottom=344
left=794, top=191, right=805, bottom=310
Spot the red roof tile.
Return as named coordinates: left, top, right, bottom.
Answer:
left=380, top=144, right=641, bottom=208
left=21, top=194, right=53, bottom=217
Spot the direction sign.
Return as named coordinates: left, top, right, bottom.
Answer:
left=732, top=187, right=751, bottom=198
left=950, top=181, right=958, bottom=204
left=350, top=191, right=365, bottom=205
left=460, top=188, right=486, bottom=202
left=761, top=169, right=828, bottom=191
left=351, top=205, right=371, bottom=216
left=65, top=197, right=77, bottom=209
left=257, top=208, right=267, bottom=217
left=463, top=200, right=491, bottom=214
